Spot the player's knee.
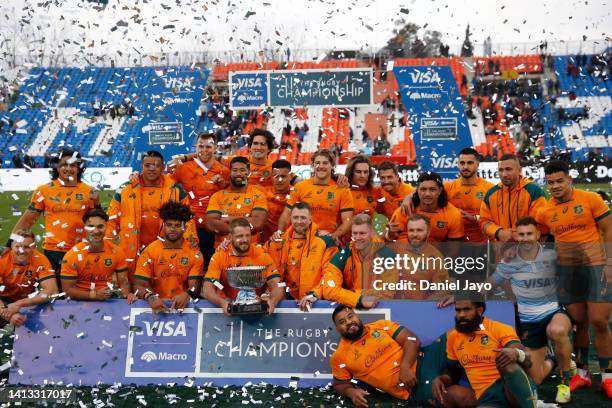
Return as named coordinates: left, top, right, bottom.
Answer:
left=590, top=318, right=611, bottom=334
left=546, top=324, right=568, bottom=341
left=442, top=385, right=476, bottom=408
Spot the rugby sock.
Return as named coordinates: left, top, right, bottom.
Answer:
left=561, top=370, right=572, bottom=385
left=503, top=369, right=538, bottom=408
left=575, top=347, right=589, bottom=372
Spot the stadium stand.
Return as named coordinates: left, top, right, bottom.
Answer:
left=1, top=52, right=610, bottom=168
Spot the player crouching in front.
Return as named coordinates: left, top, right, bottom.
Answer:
left=432, top=297, right=538, bottom=408
left=331, top=305, right=474, bottom=407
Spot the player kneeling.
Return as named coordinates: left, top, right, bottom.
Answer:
left=432, top=298, right=538, bottom=408
left=331, top=305, right=474, bottom=407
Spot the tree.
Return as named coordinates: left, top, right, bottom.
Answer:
left=423, top=30, right=444, bottom=57
left=461, top=24, right=474, bottom=57
left=381, top=21, right=420, bottom=58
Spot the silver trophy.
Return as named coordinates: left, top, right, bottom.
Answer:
left=225, top=266, right=269, bottom=315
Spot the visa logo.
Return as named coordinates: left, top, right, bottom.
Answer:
left=140, top=321, right=187, bottom=337
left=430, top=157, right=458, bottom=168
left=236, top=77, right=263, bottom=88
left=410, top=70, right=441, bottom=84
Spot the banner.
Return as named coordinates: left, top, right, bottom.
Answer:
left=10, top=300, right=515, bottom=386
left=132, top=66, right=208, bottom=169
left=229, top=69, right=373, bottom=110
left=393, top=66, right=472, bottom=180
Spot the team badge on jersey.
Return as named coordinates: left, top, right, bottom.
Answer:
left=480, top=335, right=489, bottom=345
left=436, top=221, right=447, bottom=229
left=75, top=193, right=83, bottom=201
left=367, top=196, right=374, bottom=203
left=573, top=205, right=584, bottom=214
left=328, top=192, right=335, bottom=199
left=25, top=270, right=33, bottom=278
left=475, top=192, right=484, bottom=199
left=180, top=257, right=189, bottom=265
left=244, top=198, right=252, bottom=205
left=104, top=258, right=113, bottom=267
left=371, top=330, right=381, bottom=338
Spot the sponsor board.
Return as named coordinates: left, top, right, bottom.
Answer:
left=10, top=300, right=515, bottom=386
left=0, top=167, right=132, bottom=191
left=229, top=68, right=373, bottom=110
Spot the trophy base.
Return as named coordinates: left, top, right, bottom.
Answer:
left=228, top=301, right=269, bottom=315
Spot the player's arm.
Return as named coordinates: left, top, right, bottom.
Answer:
left=11, top=209, right=40, bottom=238
left=276, top=206, right=291, bottom=233
left=597, top=214, right=612, bottom=282
left=202, top=254, right=231, bottom=315
left=205, top=212, right=231, bottom=234
left=495, top=342, right=532, bottom=370
left=246, top=209, right=267, bottom=233
left=202, top=280, right=230, bottom=316
left=331, top=209, right=353, bottom=243
left=432, top=359, right=463, bottom=405
left=8, top=277, right=58, bottom=310
left=264, top=276, right=284, bottom=314
left=132, top=277, right=168, bottom=313
left=479, top=199, right=506, bottom=241
left=332, top=380, right=370, bottom=408
left=394, top=326, right=421, bottom=389
left=63, top=280, right=111, bottom=301
left=116, top=270, right=131, bottom=298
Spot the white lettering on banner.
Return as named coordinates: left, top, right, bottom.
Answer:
left=430, top=157, right=458, bottom=169
left=596, top=165, right=612, bottom=178
left=235, top=77, right=263, bottom=88
left=139, top=321, right=187, bottom=337
left=409, top=69, right=441, bottom=84
left=140, top=351, right=188, bottom=362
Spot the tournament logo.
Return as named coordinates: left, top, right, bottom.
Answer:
left=573, top=205, right=584, bottom=214
left=480, top=335, right=489, bottom=345
left=436, top=221, right=447, bottom=229
left=180, top=257, right=189, bottom=265
left=104, top=258, right=113, bottom=267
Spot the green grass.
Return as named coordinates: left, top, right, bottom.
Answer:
left=0, top=184, right=610, bottom=406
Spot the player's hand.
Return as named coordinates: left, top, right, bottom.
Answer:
left=128, top=171, right=140, bottom=183
left=10, top=312, right=27, bottom=327
left=437, top=295, right=455, bottom=308
left=400, top=192, right=415, bottom=216
left=494, top=348, right=518, bottom=369
left=496, top=228, right=514, bottom=242
left=126, top=292, right=139, bottom=304
left=335, top=174, right=349, bottom=188
left=271, top=230, right=283, bottom=242
left=264, top=297, right=276, bottom=315
left=459, top=209, right=477, bottom=222
left=399, top=366, right=417, bottom=389
left=211, top=174, right=223, bottom=185
left=96, top=288, right=113, bottom=300
left=187, top=235, right=199, bottom=249
left=216, top=238, right=231, bottom=251
left=431, top=376, right=448, bottom=404
left=385, top=222, right=400, bottom=240
left=221, top=299, right=232, bottom=317
left=347, top=388, right=369, bottom=408
left=0, top=308, right=14, bottom=321
left=6, top=303, right=21, bottom=316
left=167, top=157, right=184, bottom=171
left=298, top=295, right=316, bottom=312
left=171, top=292, right=191, bottom=310
left=148, top=297, right=168, bottom=314
left=360, top=296, right=379, bottom=309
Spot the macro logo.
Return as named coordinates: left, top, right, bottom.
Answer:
left=141, top=351, right=157, bottom=363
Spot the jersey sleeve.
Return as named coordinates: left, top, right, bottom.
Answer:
left=113, top=246, right=129, bottom=274
left=389, top=207, right=407, bottom=237
left=339, top=187, right=354, bottom=213
left=133, top=247, right=154, bottom=282
left=59, top=249, right=79, bottom=281
left=330, top=351, right=352, bottom=381
left=495, top=321, right=521, bottom=348
left=591, top=192, right=611, bottom=221
left=28, top=186, right=45, bottom=212
left=447, top=208, right=465, bottom=240
left=253, top=190, right=268, bottom=213
left=206, top=192, right=223, bottom=215
left=35, top=254, right=55, bottom=282
left=285, top=185, right=301, bottom=209
left=374, top=320, right=404, bottom=340
left=188, top=250, right=204, bottom=281
left=263, top=252, right=280, bottom=282
left=204, top=252, right=224, bottom=283
left=491, top=261, right=511, bottom=284
left=321, top=249, right=361, bottom=308
left=446, top=331, right=459, bottom=361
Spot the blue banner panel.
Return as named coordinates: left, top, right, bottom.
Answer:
left=10, top=300, right=514, bottom=386
left=393, top=66, right=472, bottom=179
left=132, top=66, right=208, bottom=169
left=229, top=72, right=269, bottom=109
left=269, top=69, right=373, bottom=108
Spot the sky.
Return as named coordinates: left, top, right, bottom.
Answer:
left=0, top=0, right=610, bottom=62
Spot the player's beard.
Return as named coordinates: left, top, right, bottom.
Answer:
left=455, top=313, right=483, bottom=333
left=342, top=321, right=365, bottom=340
